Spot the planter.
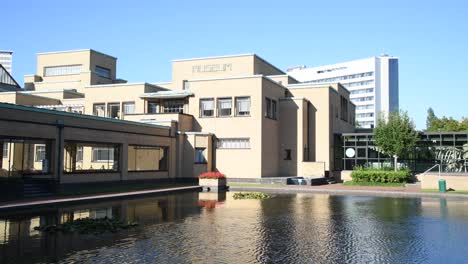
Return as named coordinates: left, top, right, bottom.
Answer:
left=199, top=178, right=227, bottom=191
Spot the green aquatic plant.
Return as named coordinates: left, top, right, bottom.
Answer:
left=34, top=217, right=138, bottom=235
left=233, top=192, right=272, bottom=200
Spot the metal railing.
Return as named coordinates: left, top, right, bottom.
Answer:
left=422, top=164, right=441, bottom=177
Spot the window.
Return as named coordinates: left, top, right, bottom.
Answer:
left=163, top=100, right=184, bottom=113
left=265, top=98, right=277, bottom=120
left=93, top=104, right=105, bottom=117
left=128, top=145, right=168, bottom=171
left=76, top=146, right=83, bottom=162
left=64, top=142, right=119, bottom=172
left=92, top=147, right=115, bottom=162
left=44, top=65, right=82, bottom=76
left=235, top=97, right=250, bottom=116
left=217, top=98, right=232, bottom=117
left=272, top=100, right=277, bottom=120
left=265, top=98, right=272, bottom=118
left=217, top=138, right=250, bottom=149
left=200, top=98, right=214, bottom=117
left=148, top=102, right=159, bottom=113
left=123, top=102, right=135, bottom=114
left=35, top=145, right=46, bottom=162
left=183, top=80, right=190, bottom=90
left=107, top=103, right=120, bottom=119
left=284, top=149, right=292, bottom=160
left=2, top=143, right=7, bottom=157
left=195, top=148, right=207, bottom=163
left=340, top=96, right=348, bottom=121
left=95, top=66, right=111, bottom=79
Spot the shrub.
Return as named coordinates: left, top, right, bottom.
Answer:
left=233, top=192, right=271, bottom=200
left=198, top=171, right=226, bottom=179
left=351, top=168, right=411, bottom=183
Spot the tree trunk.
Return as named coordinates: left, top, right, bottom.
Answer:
left=393, top=155, right=398, bottom=171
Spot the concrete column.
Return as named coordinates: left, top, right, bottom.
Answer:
left=56, top=121, right=65, bottom=183
left=121, top=143, right=128, bottom=181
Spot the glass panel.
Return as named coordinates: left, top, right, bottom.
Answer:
left=0, top=139, right=51, bottom=177
left=236, top=97, right=250, bottom=116
left=64, top=142, right=120, bottom=173
left=123, top=102, right=135, bottom=114
left=217, top=98, right=232, bottom=117
left=128, top=145, right=168, bottom=171
left=93, top=104, right=105, bottom=117
left=107, top=103, right=120, bottom=119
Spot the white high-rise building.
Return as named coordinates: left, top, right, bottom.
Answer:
left=0, top=51, right=13, bottom=74
left=287, top=55, right=399, bottom=128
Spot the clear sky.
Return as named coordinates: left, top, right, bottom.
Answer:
left=2, top=0, right=467, bottom=129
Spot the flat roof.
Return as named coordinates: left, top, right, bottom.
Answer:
left=37, top=49, right=117, bottom=60
left=0, top=102, right=170, bottom=130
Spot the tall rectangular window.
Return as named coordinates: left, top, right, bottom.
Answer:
left=76, top=146, right=83, bottom=162
left=217, top=98, right=232, bottom=117
left=265, top=98, right=272, bottom=118
left=148, top=102, right=159, bottom=113
left=340, top=96, right=348, bottom=122
left=195, top=148, right=207, bottom=163
left=265, top=97, right=277, bottom=120
left=2, top=143, right=8, bottom=157
left=93, top=104, right=105, bottom=117
left=44, top=65, right=82, bottom=76
left=107, top=103, right=120, bottom=119
left=235, top=97, right=250, bottom=116
left=123, top=102, right=135, bottom=114
left=95, top=66, right=111, bottom=78
left=35, top=145, right=46, bottom=162
left=217, top=138, right=250, bottom=149
left=200, top=98, right=214, bottom=117
left=272, top=100, right=277, bottom=120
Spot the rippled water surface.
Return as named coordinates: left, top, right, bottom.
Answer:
left=1, top=191, right=468, bottom=263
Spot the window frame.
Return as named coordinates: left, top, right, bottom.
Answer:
left=35, top=144, right=47, bottom=162
left=235, top=96, right=251, bottom=117
left=122, top=101, right=135, bottom=115
left=44, top=64, right=82, bottom=77
left=93, top=103, right=106, bottom=117
left=217, top=138, right=251, bottom=149
left=217, top=97, right=232, bottom=117
left=95, top=65, right=111, bottom=79
left=92, top=147, right=115, bottom=163
left=200, top=98, right=215, bottom=118
left=195, top=148, right=207, bottom=164
left=107, top=102, right=121, bottom=119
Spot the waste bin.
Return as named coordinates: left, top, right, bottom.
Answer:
left=438, top=179, right=446, bottom=193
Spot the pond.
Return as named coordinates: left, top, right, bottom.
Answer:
left=1, top=191, right=468, bottom=263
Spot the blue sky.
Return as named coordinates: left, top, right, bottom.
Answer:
left=2, top=0, right=467, bottom=129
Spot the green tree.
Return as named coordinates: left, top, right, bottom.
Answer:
left=426, top=107, right=468, bottom=132
left=374, top=110, right=419, bottom=171
left=426, top=107, right=436, bottom=130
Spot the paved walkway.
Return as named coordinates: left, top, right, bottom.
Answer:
left=0, top=186, right=201, bottom=211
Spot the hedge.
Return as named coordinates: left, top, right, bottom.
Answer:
left=351, top=169, right=411, bottom=183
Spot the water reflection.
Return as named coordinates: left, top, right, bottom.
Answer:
left=1, top=191, right=468, bottom=263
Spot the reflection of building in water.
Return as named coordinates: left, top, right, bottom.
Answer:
left=0, top=191, right=201, bottom=263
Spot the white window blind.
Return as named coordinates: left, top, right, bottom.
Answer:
left=218, top=98, right=232, bottom=116
left=236, top=97, right=250, bottom=116
left=217, top=138, right=250, bottom=149
left=44, top=65, right=82, bottom=76
left=123, top=102, right=135, bottom=114
left=200, top=99, right=214, bottom=117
